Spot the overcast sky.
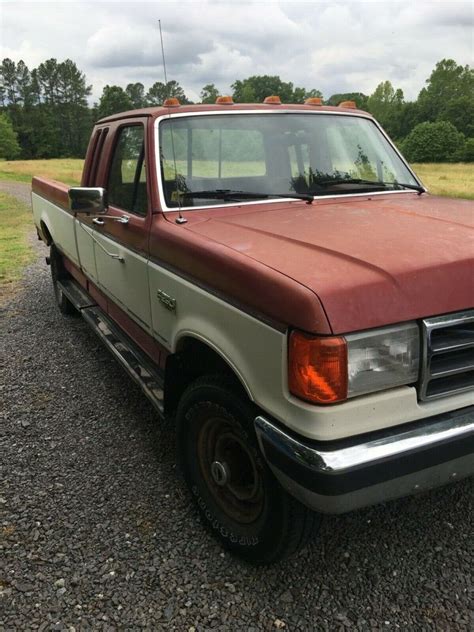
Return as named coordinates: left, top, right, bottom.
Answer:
left=1, top=0, right=473, bottom=103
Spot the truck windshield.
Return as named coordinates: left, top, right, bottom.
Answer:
left=159, top=113, right=419, bottom=208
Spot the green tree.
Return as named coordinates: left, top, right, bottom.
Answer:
left=200, top=83, right=220, bottom=104
left=18, top=105, right=59, bottom=158
left=326, top=92, right=369, bottom=109
left=293, top=87, right=323, bottom=103
left=418, top=59, right=474, bottom=124
left=367, top=81, right=404, bottom=138
left=0, top=112, right=21, bottom=158
left=5, top=60, right=60, bottom=158
left=398, top=101, right=422, bottom=139
left=15, top=60, right=33, bottom=106
left=146, top=80, right=189, bottom=105
left=401, top=121, right=465, bottom=162
left=56, top=59, right=92, bottom=156
left=0, top=58, right=20, bottom=105
left=438, top=95, right=474, bottom=138
left=33, top=59, right=92, bottom=156
left=231, top=75, right=319, bottom=103
left=126, top=82, right=146, bottom=108
left=239, top=83, right=256, bottom=103
left=37, top=58, right=61, bottom=104
left=463, top=137, right=474, bottom=162
left=97, top=85, right=133, bottom=119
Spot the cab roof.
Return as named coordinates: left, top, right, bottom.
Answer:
left=96, top=102, right=372, bottom=124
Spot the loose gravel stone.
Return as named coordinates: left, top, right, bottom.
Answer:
left=1, top=182, right=473, bottom=630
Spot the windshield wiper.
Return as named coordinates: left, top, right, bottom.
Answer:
left=182, top=189, right=314, bottom=204
left=311, top=178, right=425, bottom=194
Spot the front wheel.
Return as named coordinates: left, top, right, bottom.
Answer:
left=176, top=375, right=318, bottom=564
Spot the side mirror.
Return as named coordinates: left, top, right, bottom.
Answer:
left=69, top=187, right=108, bottom=214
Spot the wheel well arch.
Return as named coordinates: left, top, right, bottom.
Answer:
left=164, top=335, right=252, bottom=415
left=40, top=220, right=53, bottom=245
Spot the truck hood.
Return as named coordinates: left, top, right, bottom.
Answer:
left=187, top=193, right=474, bottom=333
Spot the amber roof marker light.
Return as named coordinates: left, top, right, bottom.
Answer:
left=215, top=95, right=234, bottom=104
left=264, top=95, right=282, bottom=104
left=163, top=97, right=180, bottom=107
left=305, top=97, right=323, bottom=106
left=338, top=100, right=357, bottom=109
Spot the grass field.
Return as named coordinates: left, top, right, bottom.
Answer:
left=0, top=158, right=83, bottom=186
left=412, top=163, right=474, bottom=200
left=0, top=191, right=36, bottom=299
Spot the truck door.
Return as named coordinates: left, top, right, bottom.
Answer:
left=91, top=121, right=153, bottom=332
left=75, top=128, right=108, bottom=282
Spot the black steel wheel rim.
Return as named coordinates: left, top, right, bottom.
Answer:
left=197, top=415, right=265, bottom=524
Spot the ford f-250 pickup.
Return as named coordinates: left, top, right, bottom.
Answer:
left=32, top=96, right=474, bottom=564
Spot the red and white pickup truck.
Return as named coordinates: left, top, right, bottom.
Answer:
left=32, top=97, right=473, bottom=564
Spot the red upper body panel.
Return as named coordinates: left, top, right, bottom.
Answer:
left=177, top=192, right=474, bottom=333
left=34, top=104, right=474, bottom=336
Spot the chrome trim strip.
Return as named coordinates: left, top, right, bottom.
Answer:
left=153, top=110, right=425, bottom=213
left=255, top=407, right=474, bottom=474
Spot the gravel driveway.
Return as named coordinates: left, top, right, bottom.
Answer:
left=1, top=183, right=473, bottom=630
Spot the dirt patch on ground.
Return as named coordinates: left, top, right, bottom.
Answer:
left=0, top=180, right=32, bottom=206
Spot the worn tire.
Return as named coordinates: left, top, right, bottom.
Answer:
left=50, top=246, right=76, bottom=315
left=176, top=375, right=318, bottom=565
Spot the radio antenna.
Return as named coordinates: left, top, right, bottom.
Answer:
left=158, top=19, right=187, bottom=224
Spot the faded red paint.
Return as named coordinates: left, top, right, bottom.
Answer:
left=63, top=256, right=88, bottom=287
left=33, top=104, right=474, bottom=340
left=88, top=281, right=108, bottom=313
left=148, top=214, right=331, bottom=333
left=32, top=177, right=70, bottom=210
left=177, top=192, right=474, bottom=333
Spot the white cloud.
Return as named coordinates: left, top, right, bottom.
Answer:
left=0, top=0, right=472, bottom=103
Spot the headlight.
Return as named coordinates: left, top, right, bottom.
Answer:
left=346, top=323, right=420, bottom=397
left=288, top=323, right=420, bottom=404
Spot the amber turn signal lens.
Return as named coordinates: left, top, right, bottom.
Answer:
left=338, top=100, right=356, bottom=109
left=264, top=95, right=281, bottom=104
left=215, top=95, right=234, bottom=104
left=163, top=97, right=180, bottom=107
left=288, top=331, right=348, bottom=404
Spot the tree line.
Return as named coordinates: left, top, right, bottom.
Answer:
left=0, top=57, right=472, bottom=162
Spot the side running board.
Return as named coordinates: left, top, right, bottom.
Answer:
left=57, top=279, right=165, bottom=417
left=58, top=278, right=96, bottom=309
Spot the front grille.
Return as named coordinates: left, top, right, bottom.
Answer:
left=420, top=310, right=474, bottom=401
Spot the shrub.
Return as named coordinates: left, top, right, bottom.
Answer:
left=462, top=138, right=474, bottom=162
left=401, top=121, right=465, bottom=162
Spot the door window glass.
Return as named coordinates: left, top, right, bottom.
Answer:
left=108, top=126, right=148, bottom=215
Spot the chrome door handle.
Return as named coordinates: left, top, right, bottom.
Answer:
left=92, top=215, right=129, bottom=225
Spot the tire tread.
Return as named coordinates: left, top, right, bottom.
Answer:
left=177, top=374, right=319, bottom=565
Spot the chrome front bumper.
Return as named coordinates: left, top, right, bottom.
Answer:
left=255, top=406, right=474, bottom=514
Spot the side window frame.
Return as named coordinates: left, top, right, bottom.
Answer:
left=83, top=127, right=109, bottom=186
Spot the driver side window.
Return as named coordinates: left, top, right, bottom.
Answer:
left=108, top=125, right=148, bottom=215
